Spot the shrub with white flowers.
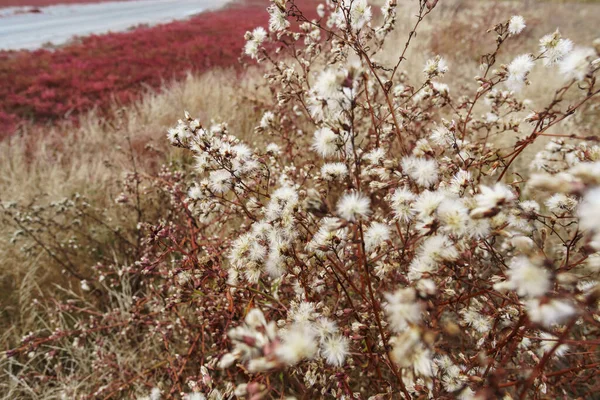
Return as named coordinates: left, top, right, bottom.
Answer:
left=4, top=1, right=600, bottom=399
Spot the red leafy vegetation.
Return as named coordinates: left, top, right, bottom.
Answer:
left=0, top=0, right=291, bottom=137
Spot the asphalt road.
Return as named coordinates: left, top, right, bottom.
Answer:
left=0, top=0, right=229, bottom=50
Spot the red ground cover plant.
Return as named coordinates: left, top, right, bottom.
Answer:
left=0, top=0, right=283, bottom=137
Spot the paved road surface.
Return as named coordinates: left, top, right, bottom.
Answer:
left=0, top=0, right=229, bottom=50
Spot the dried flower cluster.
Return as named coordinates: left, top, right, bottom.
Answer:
left=3, top=1, right=600, bottom=399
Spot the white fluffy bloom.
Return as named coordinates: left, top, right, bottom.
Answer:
left=193, top=153, right=210, bottom=174
left=364, top=222, right=390, bottom=252
left=431, top=81, right=449, bottom=95
left=389, top=327, right=420, bottom=365
left=420, top=234, right=459, bottom=263
left=208, top=169, right=232, bottom=194
left=540, top=31, right=573, bottom=67
left=449, top=170, right=472, bottom=193
left=470, top=183, right=515, bottom=218
left=537, top=332, right=569, bottom=357
left=526, top=298, right=577, bottom=327
left=167, top=120, right=192, bottom=144
left=150, top=388, right=161, bottom=400
left=402, top=156, right=439, bottom=187
left=460, top=308, right=493, bottom=334
left=545, top=193, right=577, bottom=214
left=506, top=54, right=534, bottom=92
left=423, top=56, right=449, bottom=78
left=276, top=323, right=318, bottom=365
left=314, top=69, right=344, bottom=99
left=337, top=192, right=371, bottom=221
left=321, top=334, right=349, bottom=366
left=260, top=111, right=275, bottom=129
left=508, top=15, right=526, bottom=36
left=80, top=280, right=90, bottom=291
left=390, top=187, right=415, bottom=222
left=266, top=142, right=281, bottom=154
left=268, top=5, right=289, bottom=32
left=349, top=0, right=372, bottom=31
left=316, top=3, right=325, bottom=18
left=251, top=26, right=267, bottom=43
left=430, top=125, right=453, bottom=146
left=290, top=301, right=316, bottom=324
left=437, top=198, right=470, bottom=236
left=307, top=217, right=347, bottom=254
left=312, top=127, right=338, bottom=157
left=578, top=187, right=600, bottom=233
left=384, top=288, right=422, bottom=332
left=245, top=308, right=268, bottom=328
left=413, top=190, right=446, bottom=219
left=364, top=147, right=386, bottom=165
left=244, top=39, right=259, bottom=59
left=496, top=256, right=551, bottom=298
left=321, top=162, right=348, bottom=181
left=559, top=47, right=595, bottom=81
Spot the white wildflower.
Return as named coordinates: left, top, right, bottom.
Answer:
left=276, top=323, right=318, bottom=365
left=316, top=3, right=325, bottom=18
left=349, top=0, right=372, bottom=31
left=364, top=147, right=386, bottom=165
left=506, top=54, right=534, bottom=92
left=424, top=56, right=449, bottom=78
left=578, top=187, right=600, bottom=233
left=401, top=156, right=439, bottom=187
left=471, top=183, right=515, bottom=218
left=268, top=5, right=290, bottom=32
left=208, top=170, right=232, bottom=194
left=384, top=288, right=422, bottom=332
left=337, top=192, right=371, bottom=221
left=540, top=30, right=573, bottom=67
left=266, top=142, right=281, bottom=155
left=260, top=111, right=275, bottom=129
left=430, top=125, right=453, bottom=146
left=390, top=187, right=416, bottom=222
left=321, top=334, right=349, bottom=366
left=526, top=298, right=577, bottom=327
left=420, top=234, right=459, bottom=263
left=545, top=193, right=577, bottom=214
left=312, top=127, right=338, bottom=157
left=289, top=302, right=316, bottom=324
left=559, top=47, right=595, bottom=81
left=495, top=256, right=551, bottom=298
left=364, top=222, right=390, bottom=252
left=508, top=15, right=526, bottom=36
left=150, top=388, right=161, bottom=400
left=314, top=69, right=343, bottom=99
left=538, top=332, right=569, bottom=357
left=413, top=190, right=446, bottom=219
left=437, top=198, right=470, bottom=236
left=251, top=26, right=267, bottom=43
left=321, top=162, right=348, bottom=181
left=80, top=280, right=90, bottom=292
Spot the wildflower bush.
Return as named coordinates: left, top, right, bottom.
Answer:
left=3, top=0, right=600, bottom=399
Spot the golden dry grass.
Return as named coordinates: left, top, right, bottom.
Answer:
left=0, top=68, right=268, bottom=340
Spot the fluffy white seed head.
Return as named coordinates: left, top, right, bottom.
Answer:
left=336, top=192, right=371, bottom=221
left=508, top=15, right=526, bottom=36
